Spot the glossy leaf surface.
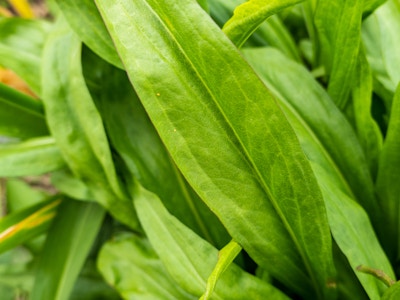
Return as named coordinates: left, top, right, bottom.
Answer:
left=96, top=0, right=335, bottom=298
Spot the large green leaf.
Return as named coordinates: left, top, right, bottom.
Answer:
left=98, top=233, right=197, bottom=300
left=133, top=182, right=290, bottom=300
left=41, top=19, right=138, bottom=229
left=243, top=47, right=393, bottom=299
left=30, top=199, right=105, bottom=300
left=0, top=83, right=48, bottom=139
left=96, top=1, right=336, bottom=298
left=376, top=85, right=400, bottom=261
left=0, top=17, right=51, bottom=95
left=314, top=0, right=363, bottom=109
left=222, top=0, right=304, bottom=48
left=0, top=137, right=65, bottom=177
left=55, top=0, right=123, bottom=69
left=81, top=47, right=229, bottom=248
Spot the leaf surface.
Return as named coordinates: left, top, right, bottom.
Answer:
left=0, top=137, right=65, bottom=177
left=96, top=0, right=336, bottom=297
left=55, top=0, right=123, bottom=68
left=133, top=182, right=290, bottom=300
left=376, top=84, right=400, bottom=261
left=222, top=0, right=304, bottom=48
left=30, top=199, right=105, bottom=300
left=0, top=82, right=48, bottom=139
left=0, top=18, right=51, bottom=95
left=41, top=19, right=138, bottom=228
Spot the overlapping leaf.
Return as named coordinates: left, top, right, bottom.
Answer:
left=243, top=47, right=393, bottom=299
left=222, top=0, right=304, bottom=48
left=41, top=19, right=138, bottom=229
left=133, top=182, right=290, bottom=300
left=31, top=199, right=105, bottom=300
left=96, top=0, right=335, bottom=298
left=0, top=17, right=51, bottom=95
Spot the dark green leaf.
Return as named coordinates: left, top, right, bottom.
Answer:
left=376, top=84, right=400, bottom=261
left=0, top=83, right=48, bottom=139
left=96, top=0, right=336, bottom=298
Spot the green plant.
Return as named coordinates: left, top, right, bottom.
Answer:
left=0, top=0, right=399, bottom=299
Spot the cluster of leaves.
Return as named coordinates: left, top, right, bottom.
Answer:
left=0, top=0, right=400, bottom=299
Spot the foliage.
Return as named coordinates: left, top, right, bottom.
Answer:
left=0, top=0, right=399, bottom=299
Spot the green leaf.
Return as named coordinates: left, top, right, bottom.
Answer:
left=209, top=0, right=301, bottom=61
left=81, top=47, right=229, bottom=248
left=200, top=240, right=242, bottom=300
left=133, top=182, right=290, bottom=300
left=243, top=48, right=378, bottom=222
left=96, top=0, right=336, bottom=298
left=376, top=84, right=400, bottom=261
left=0, top=17, right=51, bottom=95
left=314, top=0, right=363, bottom=109
left=0, top=83, right=48, bottom=139
left=41, top=19, right=138, bottom=229
left=98, top=233, right=197, bottom=300
left=362, top=0, right=400, bottom=112
left=30, top=199, right=105, bottom=300
left=382, top=282, right=400, bottom=300
left=222, top=0, right=304, bottom=48
left=55, top=0, right=123, bottom=69
left=0, top=137, right=65, bottom=177
left=348, top=49, right=383, bottom=179
left=243, top=47, right=393, bottom=299
left=0, top=197, right=61, bottom=255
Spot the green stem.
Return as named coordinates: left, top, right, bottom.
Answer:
left=200, top=239, right=242, bottom=300
left=356, top=265, right=396, bottom=287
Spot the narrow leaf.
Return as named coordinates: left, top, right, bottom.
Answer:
left=376, top=84, right=400, bottom=261
left=41, top=19, right=138, bottom=229
left=0, top=197, right=61, bottom=255
left=0, top=137, right=65, bottom=177
left=200, top=240, right=242, bottom=300
left=314, top=0, right=363, bottom=109
left=222, top=0, right=304, bottom=48
left=96, top=0, right=336, bottom=297
left=31, top=199, right=105, bottom=300
left=133, top=182, right=290, bottom=300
